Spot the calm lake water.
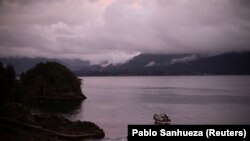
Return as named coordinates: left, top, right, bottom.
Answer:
left=63, top=76, right=250, bottom=141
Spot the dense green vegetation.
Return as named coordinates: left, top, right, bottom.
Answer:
left=0, top=63, right=15, bottom=95
left=20, top=62, right=86, bottom=99
left=1, top=61, right=86, bottom=113
left=0, top=62, right=29, bottom=120
left=0, top=62, right=16, bottom=109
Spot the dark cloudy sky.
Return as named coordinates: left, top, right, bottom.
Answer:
left=0, top=0, right=250, bottom=64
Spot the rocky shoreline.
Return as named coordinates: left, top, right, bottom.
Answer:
left=0, top=116, right=104, bottom=141
left=0, top=100, right=105, bottom=140
left=32, top=115, right=104, bottom=136
left=0, top=101, right=105, bottom=141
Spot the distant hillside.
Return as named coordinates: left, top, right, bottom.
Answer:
left=1, top=52, right=250, bottom=76
left=76, top=52, right=250, bottom=76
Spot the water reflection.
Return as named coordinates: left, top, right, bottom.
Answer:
left=30, top=99, right=83, bottom=114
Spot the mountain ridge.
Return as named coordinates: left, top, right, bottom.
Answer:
left=1, top=52, right=250, bottom=76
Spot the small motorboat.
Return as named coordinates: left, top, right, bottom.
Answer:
left=153, top=113, right=171, bottom=125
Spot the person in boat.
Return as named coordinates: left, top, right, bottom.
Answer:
left=153, top=113, right=171, bottom=122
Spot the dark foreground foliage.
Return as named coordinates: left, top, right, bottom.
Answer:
left=0, top=61, right=104, bottom=141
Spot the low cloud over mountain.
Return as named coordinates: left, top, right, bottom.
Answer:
left=0, top=0, right=250, bottom=64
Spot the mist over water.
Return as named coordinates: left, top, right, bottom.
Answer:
left=66, top=76, right=250, bottom=140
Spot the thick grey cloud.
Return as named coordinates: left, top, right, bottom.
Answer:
left=0, top=0, right=250, bottom=64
